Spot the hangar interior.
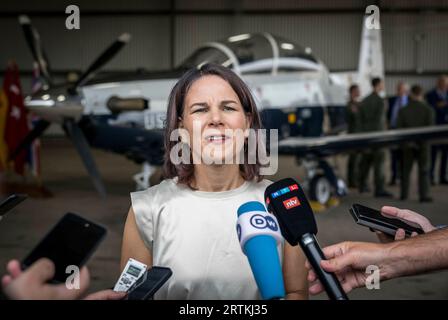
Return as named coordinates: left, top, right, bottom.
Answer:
left=0, top=0, right=447, bottom=300
left=1, top=1, right=448, bottom=94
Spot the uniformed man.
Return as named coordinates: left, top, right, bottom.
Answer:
left=426, top=75, right=448, bottom=185
left=346, top=84, right=361, bottom=188
left=397, top=85, right=435, bottom=202
left=358, top=77, right=392, bottom=197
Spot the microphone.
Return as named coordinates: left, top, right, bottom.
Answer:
left=264, top=178, right=348, bottom=300
left=236, top=201, right=285, bottom=300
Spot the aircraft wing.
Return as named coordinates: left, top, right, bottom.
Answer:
left=278, top=125, right=448, bottom=157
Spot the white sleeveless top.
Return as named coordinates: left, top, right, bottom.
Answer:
left=130, top=178, right=280, bottom=300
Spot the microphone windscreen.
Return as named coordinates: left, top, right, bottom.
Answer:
left=237, top=201, right=285, bottom=300
left=264, top=178, right=318, bottom=245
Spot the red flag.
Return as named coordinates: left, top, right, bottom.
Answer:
left=3, top=61, right=29, bottom=175
left=0, top=89, right=8, bottom=172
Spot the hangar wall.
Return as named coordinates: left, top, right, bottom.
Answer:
left=1, top=0, right=447, bottom=95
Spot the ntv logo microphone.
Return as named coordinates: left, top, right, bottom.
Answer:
left=283, top=196, right=301, bottom=210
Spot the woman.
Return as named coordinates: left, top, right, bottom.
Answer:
left=120, top=64, right=308, bottom=299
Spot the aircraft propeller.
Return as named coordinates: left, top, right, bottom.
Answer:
left=11, top=15, right=132, bottom=196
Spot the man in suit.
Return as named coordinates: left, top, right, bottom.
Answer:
left=397, top=85, right=434, bottom=202
left=387, top=82, right=409, bottom=186
left=426, top=75, right=448, bottom=184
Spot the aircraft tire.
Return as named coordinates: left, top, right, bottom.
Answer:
left=309, top=174, right=331, bottom=205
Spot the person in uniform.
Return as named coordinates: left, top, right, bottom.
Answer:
left=358, top=77, right=392, bottom=197
left=426, top=75, right=448, bottom=184
left=387, top=82, right=409, bottom=186
left=397, top=85, right=435, bottom=202
left=346, top=84, right=361, bottom=188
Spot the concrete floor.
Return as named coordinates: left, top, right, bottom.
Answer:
left=0, top=138, right=447, bottom=299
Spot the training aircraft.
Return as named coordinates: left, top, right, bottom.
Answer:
left=14, top=14, right=448, bottom=204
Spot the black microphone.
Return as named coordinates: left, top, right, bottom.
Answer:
left=264, top=177, right=348, bottom=300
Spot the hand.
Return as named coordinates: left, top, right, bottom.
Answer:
left=376, top=206, right=436, bottom=243
left=83, top=289, right=127, bottom=300
left=436, top=100, right=447, bottom=108
left=2, top=258, right=90, bottom=300
left=306, top=241, right=393, bottom=295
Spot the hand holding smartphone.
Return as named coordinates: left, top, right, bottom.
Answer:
left=349, top=203, right=424, bottom=238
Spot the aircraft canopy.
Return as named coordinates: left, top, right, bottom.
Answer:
left=179, top=33, right=321, bottom=75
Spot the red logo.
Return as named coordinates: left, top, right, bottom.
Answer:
left=283, top=196, right=300, bottom=210
left=289, top=184, right=299, bottom=191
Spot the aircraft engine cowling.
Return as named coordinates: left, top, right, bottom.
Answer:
left=107, top=96, right=149, bottom=114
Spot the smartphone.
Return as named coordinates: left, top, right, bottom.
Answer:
left=0, top=194, right=27, bottom=220
left=127, top=266, right=172, bottom=300
left=22, top=212, right=107, bottom=283
left=349, top=203, right=424, bottom=237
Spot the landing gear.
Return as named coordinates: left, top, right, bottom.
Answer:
left=309, top=174, right=331, bottom=204
left=133, top=162, right=157, bottom=191
left=301, top=158, right=347, bottom=206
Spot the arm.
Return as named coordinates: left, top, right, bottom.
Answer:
left=282, top=242, right=308, bottom=300
left=427, top=91, right=446, bottom=109
left=120, top=207, right=153, bottom=271
left=425, top=92, right=435, bottom=108
left=306, top=228, right=448, bottom=294
left=386, top=228, right=448, bottom=278
left=436, top=100, right=447, bottom=108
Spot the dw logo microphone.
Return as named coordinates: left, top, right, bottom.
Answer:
left=236, top=201, right=285, bottom=300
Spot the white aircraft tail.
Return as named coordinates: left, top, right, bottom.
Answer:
left=329, top=15, right=384, bottom=98
left=357, top=15, right=385, bottom=97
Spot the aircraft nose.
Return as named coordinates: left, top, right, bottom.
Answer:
left=24, top=94, right=55, bottom=107
left=24, top=92, right=84, bottom=122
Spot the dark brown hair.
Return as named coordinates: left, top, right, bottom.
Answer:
left=163, top=63, right=263, bottom=187
left=371, top=77, right=382, bottom=88
left=411, top=84, right=423, bottom=97
left=349, top=84, right=359, bottom=94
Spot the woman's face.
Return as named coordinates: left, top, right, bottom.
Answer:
left=180, top=75, right=250, bottom=165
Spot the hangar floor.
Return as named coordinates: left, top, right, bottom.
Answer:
left=1, top=138, right=447, bottom=300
